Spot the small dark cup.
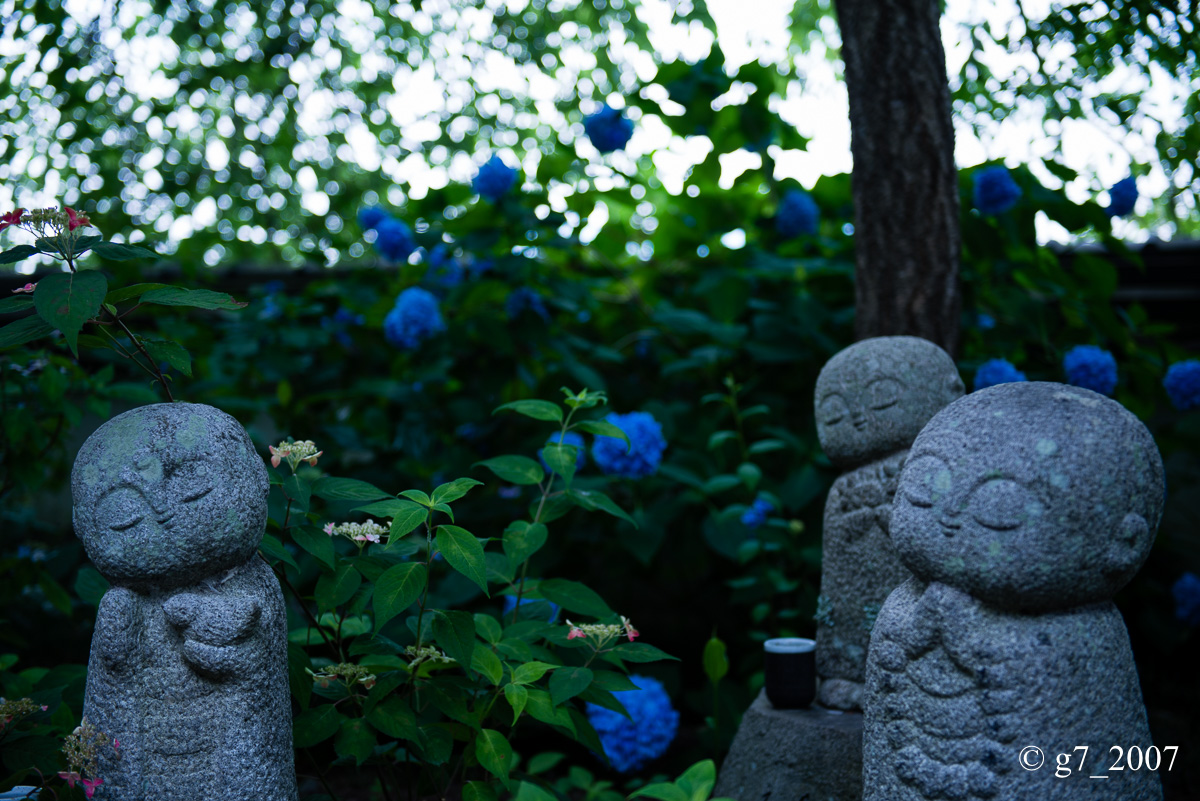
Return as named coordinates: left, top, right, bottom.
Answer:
left=763, top=637, right=816, bottom=709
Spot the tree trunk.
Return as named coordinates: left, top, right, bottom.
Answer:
left=833, top=0, right=961, bottom=355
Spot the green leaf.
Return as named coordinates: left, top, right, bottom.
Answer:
left=417, top=724, right=454, bottom=764
left=541, top=443, right=578, bottom=486
left=282, top=474, right=311, bottom=515
left=103, top=282, right=170, bottom=304
left=702, top=475, right=741, bottom=495
left=436, top=525, right=489, bottom=595
left=475, top=455, right=545, bottom=486
left=707, top=430, right=738, bottom=450
left=432, top=609, right=477, bottom=668
left=400, top=488, right=433, bottom=506
left=33, top=271, right=107, bottom=356
left=0, top=244, right=38, bottom=264
left=736, top=462, right=762, bottom=491
left=311, top=476, right=391, bottom=501
left=538, top=578, right=613, bottom=618
left=549, top=667, right=593, bottom=706
left=141, top=338, right=192, bottom=376
left=335, top=718, right=376, bottom=766
left=291, top=525, right=336, bottom=570
left=611, top=642, right=678, bottom=663
left=574, top=418, right=629, bottom=447
left=374, top=563, right=427, bottom=630
left=703, top=637, right=729, bottom=683
left=354, top=499, right=428, bottom=538
left=74, top=567, right=110, bottom=607
left=493, top=399, right=562, bottom=422
left=748, top=439, right=786, bottom=455
left=464, top=781, right=500, bottom=801
left=514, top=781, right=560, bottom=801
left=476, top=729, right=513, bottom=782
left=629, top=784, right=689, bottom=801
left=0, top=315, right=55, bottom=349
left=475, top=613, right=503, bottom=644
left=288, top=644, right=313, bottom=710
left=565, top=489, right=637, bottom=528
left=511, top=661, right=557, bottom=685
left=502, top=521, right=548, bottom=566
left=471, top=643, right=504, bottom=686
left=504, top=684, right=529, bottom=725
left=293, top=704, right=345, bottom=748
left=91, top=241, right=157, bottom=261
left=676, top=759, right=719, bottom=801
left=314, top=563, right=362, bottom=611
left=367, top=696, right=419, bottom=741
left=38, top=573, right=71, bottom=615
left=590, top=670, right=642, bottom=694
left=0, top=294, right=34, bottom=313
left=258, top=533, right=298, bottom=570
left=139, top=286, right=245, bottom=310
left=431, top=477, right=484, bottom=505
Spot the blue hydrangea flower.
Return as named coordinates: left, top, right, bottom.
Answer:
left=425, top=244, right=466, bottom=288
left=584, top=105, right=634, bottom=153
left=973, top=358, right=1026, bottom=391
left=976, top=312, right=996, bottom=330
left=473, top=155, right=518, bottom=202
left=592, top=411, right=666, bottom=479
left=1063, top=345, right=1118, bottom=396
left=1173, top=572, right=1200, bottom=627
left=585, top=674, right=679, bottom=773
left=375, top=217, right=417, bottom=262
left=1107, top=176, right=1138, bottom=217
left=383, top=287, right=445, bottom=350
left=358, top=206, right=389, bottom=230
left=775, top=189, right=819, bottom=238
left=505, top=288, right=550, bottom=322
left=1164, top=360, right=1200, bottom=411
left=972, top=166, right=1022, bottom=216
left=539, top=430, right=587, bottom=473
left=502, top=596, right=560, bottom=622
left=741, top=496, right=774, bottom=528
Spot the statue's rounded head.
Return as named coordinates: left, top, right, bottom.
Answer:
left=892, top=382, right=1164, bottom=612
left=71, top=403, right=269, bottom=590
left=815, top=336, right=965, bottom=467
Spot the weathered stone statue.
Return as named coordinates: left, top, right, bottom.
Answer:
left=814, top=336, right=964, bottom=710
left=864, top=382, right=1164, bottom=800
left=71, top=403, right=297, bottom=801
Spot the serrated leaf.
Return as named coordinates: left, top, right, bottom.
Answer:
left=475, top=455, right=544, bottom=486
left=335, top=718, right=376, bottom=765
left=591, top=670, right=641, bottom=693
left=541, top=443, right=578, bottom=486
left=549, top=667, right=593, bottom=706
left=574, top=418, right=630, bottom=447
left=314, top=563, right=362, bottom=611
left=73, top=567, right=110, bottom=607
left=431, top=477, right=484, bottom=505
left=504, top=683, right=529, bottom=725
left=291, top=525, right=336, bottom=570
left=33, top=271, right=107, bottom=356
left=0, top=244, right=38, bottom=264
left=436, top=525, right=489, bottom=595
left=103, top=282, right=171, bottom=304
left=140, top=287, right=246, bottom=310
left=511, top=661, right=557, bottom=685
left=501, top=521, right=548, bottom=567
left=611, top=642, right=678, bottom=662
left=475, top=614, right=503, bottom=644
left=0, top=315, right=55, bottom=349
left=432, top=609, right=477, bottom=668
left=374, top=563, right=427, bottom=630
left=493, top=399, right=562, bottom=422
left=465, top=781, right=499, bottom=801
left=258, top=533, right=298, bottom=570
left=91, top=241, right=158, bottom=261
left=0, top=295, right=34, bottom=313
left=353, top=499, right=428, bottom=539
left=293, top=704, right=345, bottom=748
left=565, top=489, right=637, bottom=527
left=476, top=729, right=513, bottom=782
left=311, top=476, right=391, bottom=501
left=367, top=695, right=419, bottom=741
left=538, top=578, right=613, bottom=618
left=471, top=643, right=504, bottom=686
left=141, top=338, right=192, bottom=376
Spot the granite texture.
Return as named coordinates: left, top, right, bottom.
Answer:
left=714, top=689, right=863, bottom=801
left=814, top=337, right=964, bottom=709
left=71, top=403, right=297, bottom=801
left=863, top=382, right=1164, bottom=800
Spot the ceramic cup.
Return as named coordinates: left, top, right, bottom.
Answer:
left=763, top=637, right=816, bottom=709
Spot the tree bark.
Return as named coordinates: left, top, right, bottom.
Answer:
left=833, top=0, right=961, bottom=355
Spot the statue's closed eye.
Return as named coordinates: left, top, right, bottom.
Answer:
left=820, top=395, right=849, bottom=425
left=866, top=377, right=902, bottom=410
left=96, top=486, right=149, bottom=533
left=967, top=478, right=1040, bottom=530
left=901, top=455, right=952, bottom=507
left=168, top=460, right=214, bottom=503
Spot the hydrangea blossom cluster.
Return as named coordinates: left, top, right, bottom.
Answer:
left=403, top=645, right=455, bottom=667
left=1, top=206, right=95, bottom=262
left=1107, top=176, right=1138, bottom=217
left=306, top=662, right=376, bottom=690
left=775, top=189, right=820, bottom=238
left=1163, top=360, right=1200, bottom=411
left=539, top=430, right=586, bottom=472
left=972, top=166, right=1022, bottom=216
left=60, top=718, right=111, bottom=799
left=1062, top=345, right=1118, bottom=396
left=0, top=697, right=47, bottom=731
left=503, top=595, right=560, bottom=622
left=566, top=615, right=639, bottom=647
left=592, top=411, right=667, bottom=479
left=268, top=439, right=323, bottom=471
left=973, top=358, right=1027, bottom=391
left=741, top=496, right=774, bottom=528
left=425, top=244, right=466, bottom=288
left=585, top=675, right=679, bottom=773
left=583, top=104, right=634, bottom=153
left=472, top=155, right=519, bottom=201
left=505, top=287, right=550, bottom=321
left=358, top=206, right=416, bottom=262
left=323, top=519, right=388, bottom=546
left=384, top=287, right=446, bottom=350
left=1173, top=572, right=1200, bottom=627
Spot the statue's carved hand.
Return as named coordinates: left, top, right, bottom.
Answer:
left=95, top=586, right=137, bottom=669
left=164, top=593, right=261, bottom=646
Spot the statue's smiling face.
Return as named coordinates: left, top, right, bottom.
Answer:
left=72, top=404, right=268, bottom=590
left=891, top=383, right=1164, bottom=612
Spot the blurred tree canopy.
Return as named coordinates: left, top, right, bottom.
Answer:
left=0, top=0, right=1195, bottom=274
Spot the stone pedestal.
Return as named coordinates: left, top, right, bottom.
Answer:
left=714, top=690, right=863, bottom=801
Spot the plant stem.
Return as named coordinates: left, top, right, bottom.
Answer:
left=107, top=309, right=174, bottom=401
left=303, top=748, right=341, bottom=801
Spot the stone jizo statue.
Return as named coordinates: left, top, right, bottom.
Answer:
left=71, top=403, right=297, bottom=801
left=813, top=336, right=964, bottom=710
left=863, top=382, right=1164, bottom=800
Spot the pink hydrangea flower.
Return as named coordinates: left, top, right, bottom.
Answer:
left=12, top=283, right=36, bottom=294
left=567, top=627, right=585, bottom=640
left=0, top=209, right=24, bottom=232
left=64, top=206, right=92, bottom=232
